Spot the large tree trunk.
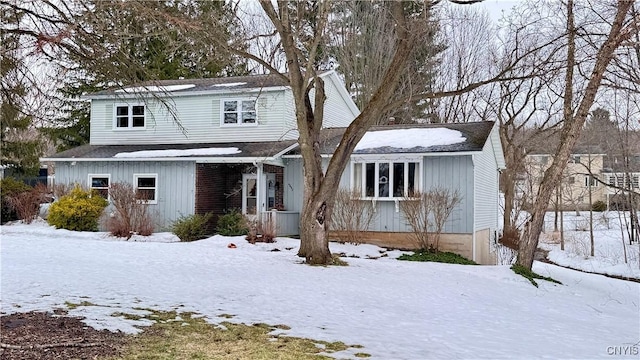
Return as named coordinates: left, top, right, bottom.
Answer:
left=517, top=0, right=635, bottom=270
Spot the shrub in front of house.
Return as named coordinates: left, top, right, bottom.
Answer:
left=7, top=183, right=49, bottom=224
left=47, top=186, right=108, bottom=231
left=171, top=212, right=214, bottom=242
left=1, top=178, right=32, bottom=224
left=105, top=182, right=155, bottom=238
left=397, top=250, right=477, bottom=265
left=216, top=209, right=248, bottom=236
left=592, top=200, right=607, bottom=212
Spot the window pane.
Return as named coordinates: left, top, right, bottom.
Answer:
left=132, top=116, right=145, bottom=127
left=117, top=116, right=128, bottom=127
left=224, top=113, right=237, bottom=124
left=365, top=163, right=375, bottom=197
left=91, top=177, right=109, bottom=187
left=353, top=163, right=362, bottom=196
left=137, top=177, right=156, bottom=188
left=136, top=189, right=155, bottom=201
left=393, top=163, right=404, bottom=197
left=242, top=111, right=256, bottom=123
left=379, top=163, right=389, bottom=197
left=116, top=106, right=128, bottom=116
left=132, top=106, right=144, bottom=115
left=242, top=100, right=256, bottom=111
left=408, top=162, right=418, bottom=196
left=224, top=101, right=237, bottom=112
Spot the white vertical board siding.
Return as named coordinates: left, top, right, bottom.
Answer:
left=474, top=139, right=500, bottom=232
left=90, top=91, right=290, bottom=145
left=54, top=161, right=196, bottom=229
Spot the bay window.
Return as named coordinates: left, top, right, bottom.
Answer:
left=352, top=160, right=421, bottom=199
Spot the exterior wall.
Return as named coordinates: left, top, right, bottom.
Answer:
left=329, top=231, right=473, bottom=260
left=316, top=74, right=359, bottom=128
left=525, top=154, right=608, bottom=210
left=54, top=161, right=196, bottom=230
left=284, top=155, right=475, bottom=234
left=90, top=90, right=289, bottom=145
left=336, top=155, right=474, bottom=233
left=474, top=136, right=500, bottom=231
left=474, top=228, right=497, bottom=265
left=282, top=158, right=304, bottom=213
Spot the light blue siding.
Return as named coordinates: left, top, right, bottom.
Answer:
left=423, top=156, right=474, bottom=233
left=286, top=155, right=475, bottom=233
left=54, top=161, right=196, bottom=230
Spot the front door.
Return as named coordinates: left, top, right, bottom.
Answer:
left=242, top=174, right=258, bottom=216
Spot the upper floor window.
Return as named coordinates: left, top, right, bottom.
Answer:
left=352, top=160, right=421, bottom=199
left=221, top=99, right=256, bottom=125
left=88, top=174, right=110, bottom=200
left=134, top=174, right=158, bottom=204
left=115, top=104, right=145, bottom=129
left=584, top=175, right=598, bottom=187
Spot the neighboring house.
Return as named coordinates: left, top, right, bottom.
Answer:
left=602, top=156, right=640, bottom=210
left=522, top=150, right=640, bottom=210
left=43, top=72, right=505, bottom=264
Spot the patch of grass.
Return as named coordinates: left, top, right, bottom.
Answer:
left=397, top=250, right=477, bottom=265
left=511, top=264, right=563, bottom=287
left=217, top=313, right=235, bottom=319
left=331, top=254, right=349, bottom=266
left=65, top=300, right=97, bottom=309
left=111, top=312, right=145, bottom=321
left=109, top=310, right=363, bottom=360
left=355, top=353, right=372, bottom=358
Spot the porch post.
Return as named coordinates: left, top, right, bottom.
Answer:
left=256, top=162, right=264, bottom=213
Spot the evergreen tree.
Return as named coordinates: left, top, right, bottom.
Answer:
left=46, top=0, right=248, bottom=151
left=326, top=1, right=445, bottom=124
left=1, top=10, right=45, bottom=176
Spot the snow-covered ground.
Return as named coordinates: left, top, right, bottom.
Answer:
left=1, top=220, right=639, bottom=359
left=539, top=211, right=640, bottom=279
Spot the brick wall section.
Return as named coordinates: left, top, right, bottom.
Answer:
left=195, top=164, right=284, bottom=231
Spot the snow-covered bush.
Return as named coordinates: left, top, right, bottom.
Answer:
left=47, top=186, right=108, bottom=231
left=171, top=212, right=214, bottom=242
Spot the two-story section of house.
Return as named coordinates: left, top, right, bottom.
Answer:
left=44, top=71, right=506, bottom=264
left=44, top=71, right=360, bottom=233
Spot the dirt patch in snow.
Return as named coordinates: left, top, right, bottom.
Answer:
left=1, top=311, right=125, bottom=360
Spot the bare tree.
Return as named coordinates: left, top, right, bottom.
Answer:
left=518, top=1, right=639, bottom=270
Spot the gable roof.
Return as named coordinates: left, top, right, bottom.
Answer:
left=43, top=140, right=298, bottom=163
left=287, top=121, right=496, bottom=156
left=84, top=70, right=347, bottom=101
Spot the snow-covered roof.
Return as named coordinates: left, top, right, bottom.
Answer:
left=43, top=140, right=297, bottom=162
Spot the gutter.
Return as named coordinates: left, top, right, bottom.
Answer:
left=41, top=156, right=284, bottom=167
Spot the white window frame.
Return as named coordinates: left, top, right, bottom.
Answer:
left=584, top=175, right=598, bottom=187
left=350, top=159, right=422, bottom=200
left=220, top=98, right=257, bottom=126
left=88, top=174, right=110, bottom=200
left=133, top=173, right=158, bottom=205
left=114, top=103, right=146, bottom=130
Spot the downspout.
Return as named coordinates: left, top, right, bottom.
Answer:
left=472, top=154, right=477, bottom=263
left=254, top=161, right=264, bottom=214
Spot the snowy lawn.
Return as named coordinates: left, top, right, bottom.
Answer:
left=1, top=221, right=639, bottom=359
left=539, top=211, right=640, bottom=279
